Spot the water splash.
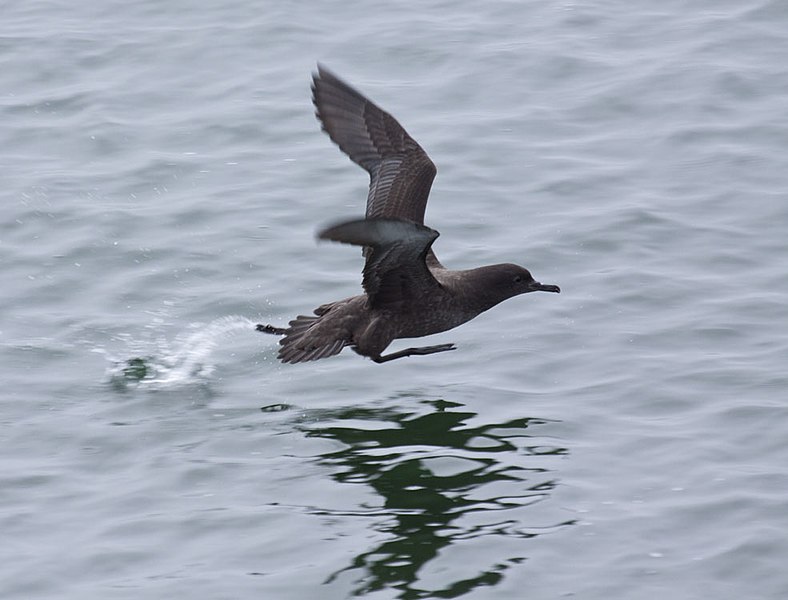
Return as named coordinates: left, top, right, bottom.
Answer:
left=99, top=315, right=259, bottom=389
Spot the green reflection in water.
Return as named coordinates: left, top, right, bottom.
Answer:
left=298, top=397, right=574, bottom=598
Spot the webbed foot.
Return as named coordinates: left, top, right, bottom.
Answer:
left=372, top=343, right=456, bottom=363
left=256, top=324, right=287, bottom=335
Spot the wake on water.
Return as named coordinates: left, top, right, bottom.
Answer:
left=97, top=316, right=260, bottom=389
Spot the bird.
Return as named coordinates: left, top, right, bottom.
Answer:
left=257, top=64, right=560, bottom=364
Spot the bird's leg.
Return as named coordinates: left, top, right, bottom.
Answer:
left=371, top=343, right=456, bottom=363
left=256, top=324, right=288, bottom=335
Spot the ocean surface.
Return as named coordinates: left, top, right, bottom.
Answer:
left=2, top=1, right=788, bottom=598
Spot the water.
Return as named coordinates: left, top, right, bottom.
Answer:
left=3, top=1, right=788, bottom=598
left=101, top=316, right=258, bottom=388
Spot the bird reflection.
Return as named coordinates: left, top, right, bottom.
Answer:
left=294, top=396, right=575, bottom=597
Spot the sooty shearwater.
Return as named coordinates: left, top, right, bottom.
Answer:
left=257, top=65, right=560, bottom=364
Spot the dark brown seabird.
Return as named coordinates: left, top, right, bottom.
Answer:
left=257, top=65, right=560, bottom=364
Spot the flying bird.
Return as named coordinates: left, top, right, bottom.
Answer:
left=257, top=65, right=559, bottom=364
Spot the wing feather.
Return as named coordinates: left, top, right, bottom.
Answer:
left=318, top=218, right=442, bottom=309
left=312, top=65, right=438, bottom=226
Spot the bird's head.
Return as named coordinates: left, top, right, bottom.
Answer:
left=470, top=263, right=560, bottom=310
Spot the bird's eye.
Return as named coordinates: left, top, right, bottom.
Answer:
left=513, top=275, right=522, bottom=283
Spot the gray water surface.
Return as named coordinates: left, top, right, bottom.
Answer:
left=3, top=1, right=788, bottom=598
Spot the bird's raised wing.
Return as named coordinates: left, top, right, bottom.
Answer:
left=312, top=65, right=437, bottom=225
left=318, top=218, right=442, bottom=310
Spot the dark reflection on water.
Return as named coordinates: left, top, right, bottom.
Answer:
left=296, top=396, right=574, bottom=598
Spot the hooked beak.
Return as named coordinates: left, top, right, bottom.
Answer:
left=530, top=281, right=561, bottom=293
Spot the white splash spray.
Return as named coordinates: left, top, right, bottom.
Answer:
left=100, top=315, right=260, bottom=389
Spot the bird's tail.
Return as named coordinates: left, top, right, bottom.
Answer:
left=277, top=314, right=348, bottom=364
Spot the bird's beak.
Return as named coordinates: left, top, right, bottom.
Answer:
left=531, top=281, right=560, bottom=293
